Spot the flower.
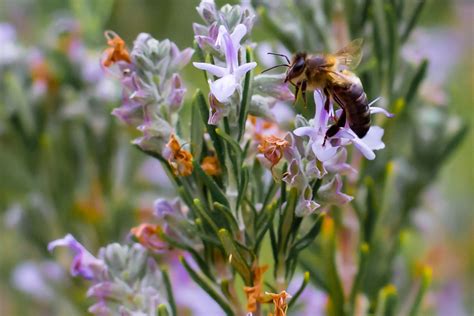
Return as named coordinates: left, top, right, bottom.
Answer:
left=258, top=135, right=289, bottom=167
left=102, top=31, right=131, bottom=67
left=244, top=264, right=269, bottom=313
left=165, top=134, right=194, bottom=176
left=201, top=155, right=221, bottom=176
left=265, top=290, right=292, bottom=316
left=194, top=24, right=257, bottom=104
left=294, top=91, right=393, bottom=161
left=317, top=175, right=354, bottom=206
left=48, top=234, right=106, bottom=280
left=130, top=223, right=169, bottom=253
left=193, top=0, right=256, bottom=56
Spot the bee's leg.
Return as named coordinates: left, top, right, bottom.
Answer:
left=324, top=88, right=331, bottom=112
left=323, top=110, right=346, bottom=146
left=301, top=80, right=307, bottom=107
left=293, top=82, right=301, bottom=106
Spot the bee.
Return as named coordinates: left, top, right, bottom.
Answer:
left=264, top=39, right=369, bottom=142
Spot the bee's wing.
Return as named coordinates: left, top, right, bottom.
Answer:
left=327, top=70, right=352, bottom=86
left=334, top=38, right=363, bottom=70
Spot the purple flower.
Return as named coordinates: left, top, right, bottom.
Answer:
left=296, top=185, right=320, bottom=216
left=48, top=234, right=106, bottom=280
left=194, top=24, right=257, bottom=104
left=317, top=175, right=353, bottom=206
left=294, top=92, right=393, bottom=161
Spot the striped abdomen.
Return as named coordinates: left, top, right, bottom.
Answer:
left=332, top=81, right=370, bottom=138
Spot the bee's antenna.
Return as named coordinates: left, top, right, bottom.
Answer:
left=261, top=64, right=290, bottom=74
left=267, top=52, right=291, bottom=65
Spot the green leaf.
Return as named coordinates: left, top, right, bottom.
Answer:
left=401, top=0, right=426, bottom=43
left=236, top=166, right=249, bottom=212
left=218, top=229, right=252, bottom=285
left=278, top=188, right=298, bottom=253
left=161, top=268, right=177, bottom=316
left=288, top=271, right=310, bottom=310
left=158, top=304, right=170, bottom=316
left=191, top=95, right=204, bottom=160
left=291, top=213, right=324, bottom=254
left=255, top=202, right=278, bottom=250
left=215, top=128, right=243, bottom=158
left=405, top=59, right=428, bottom=106
left=238, top=47, right=253, bottom=141
left=193, top=89, right=226, bottom=168
left=375, top=284, right=398, bottom=316
left=213, top=202, right=240, bottom=235
left=193, top=161, right=230, bottom=208
left=180, top=257, right=234, bottom=315
left=408, top=267, right=432, bottom=316
left=193, top=198, right=220, bottom=236
left=363, top=177, right=378, bottom=243
left=193, top=40, right=208, bottom=81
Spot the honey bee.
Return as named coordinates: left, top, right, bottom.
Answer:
left=264, top=39, right=369, bottom=142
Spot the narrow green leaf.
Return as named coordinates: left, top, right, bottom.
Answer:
left=238, top=47, right=253, bottom=141
left=193, top=40, right=208, bottom=81
left=161, top=268, right=177, bottom=316
left=364, top=177, right=377, bottom=243
left=236, top=166, right=249, bottom=212
left=215, top=128, right=243, bottom=157
left=193, top=161, right=230, bottom=208
left=405, top=59, right=428, bottom=106
left=278, top=188, right=298, bottom=252
left=194, top=89, right=226, bottom=167
left=159, top=231, right=214, bottom=281
left=375, top=284, right=398, bottom=316
left=408, top=267, right=432, bottom=316
left=158, top=304, right=170, bottom=316
left=291, top=213, right=325, bottom=254
left=348, top=243, right=370, bottom=315
left=191, top=95, right=204, bottom=159
left=193, top=198, right=220, bottom=235
left=214, top=202, right=240, bottom=235
left=401, top=0, right=426, bottom=43
left=218, top=229, right=252, bottom=285
left=288, top=271, right=310, bottom=310
left=180, top=257, right=234, bottom=315
left=385, top=4, right=398, bottom=101
left=255, top=202, right=278, bottom=250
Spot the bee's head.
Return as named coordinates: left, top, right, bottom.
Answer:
left=285, top=52, right=307, bottom=83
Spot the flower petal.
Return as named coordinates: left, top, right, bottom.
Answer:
left=370, top=106, right=394, bottom=117
left=193, top=62, right=227, bottom=77
left=210, top=75, right=237, bottom=102
left=230, top=24, right=247, bottom=48
left=362, top=126, right=385, bottom=150
left=234, top=62, right=257, bottom=80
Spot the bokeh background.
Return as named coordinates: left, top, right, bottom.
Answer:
left=0, top=0, right=472, bottom=315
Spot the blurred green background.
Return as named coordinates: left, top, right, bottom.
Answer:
left=0, top=0, right=472, bottom=315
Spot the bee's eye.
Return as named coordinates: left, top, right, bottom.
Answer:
left=292, top=59, right=305, bottom=73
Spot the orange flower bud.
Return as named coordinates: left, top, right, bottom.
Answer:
left=201, top=155, right=221, bottom=176
left=167, top=134, right=194, bottom=176
left=102, top=31, right=131, bottom=67
left=258, top=135, right=289, bottom=167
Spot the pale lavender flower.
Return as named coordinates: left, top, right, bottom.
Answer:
left=194, top=0, right=256, bottom=56
left=0, top=23, right=21, bottom=65
left=48, top=234, right=106, bottom=280
left=194, top=24, right=257, bottom=104
left=108, top=33, right=193, bottom=154
left=294, top=92, right=393, bottom=161
left=317, top=175, right=354, bottom=206
left=296, top=185, right=320, bottom=216
left=11, top=260, right=65, bottom=301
